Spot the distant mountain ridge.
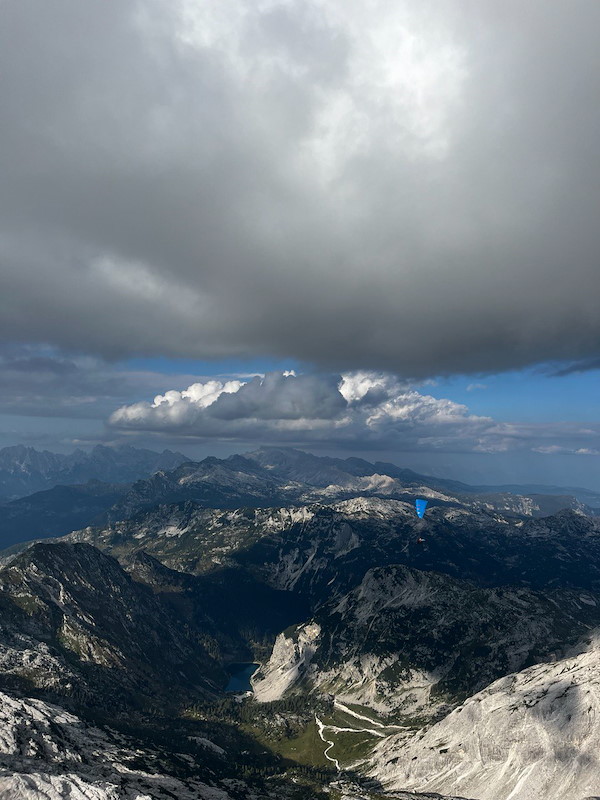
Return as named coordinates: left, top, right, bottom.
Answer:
left=0, top=443, right=190, bottom=501
left=108, top=446, right=599, bottom=524
left=3, top=443, right=599, bottom=509
left=244, top=446, right=600, bottom=508
left=0, top=444, right=598, bottom=551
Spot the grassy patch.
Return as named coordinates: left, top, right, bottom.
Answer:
left=244, top=719, right=330, bottom=768
left=7, top=593, right=42, bottom=614
left=328, top=729, right=378, bottom=766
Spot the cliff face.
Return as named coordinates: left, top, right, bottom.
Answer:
left=252, top=622, right=322, bottom=702
left=0, top=689, right=255, bottom=800
left=0, top=541, right=223, bottom=708
left=253, top=564, right=600, bottom=720
left=371, top=634, right=600, bottom=800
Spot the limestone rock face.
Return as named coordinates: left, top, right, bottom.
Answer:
left=254, top=563, right=600, bottom=720
left=252, top=622, right=321, bottom=701
left=0, top=690, right=232, bottom=800
left=371, top=634, right=600, bottom=800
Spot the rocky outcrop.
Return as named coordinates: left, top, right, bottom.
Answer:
left=253, top=564, right=600, bottom=719
left=0, top=542, right=223, bottom=707
left=252, top=622, right=321, bottom=701
left=371, top=634, right=600, bottom=800
left=0, top=690, right=235, bottom=800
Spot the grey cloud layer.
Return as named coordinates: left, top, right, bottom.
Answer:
left=1, top=1, right=600, bottom=375
left=0, top=345, right=202, bottom=419
left=109, top=371, right=600, bottom=456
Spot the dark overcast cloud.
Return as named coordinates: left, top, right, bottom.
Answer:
left=1, top=1, right=600, bottom=376
left=0, top=345, right=201, bottom=419
left=552, top=357, right=600, bottom=377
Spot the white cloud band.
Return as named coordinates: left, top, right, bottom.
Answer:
left=109, top=370, right=600, bottom=455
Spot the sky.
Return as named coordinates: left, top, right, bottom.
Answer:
left=0, top=0, right=599, bottom=489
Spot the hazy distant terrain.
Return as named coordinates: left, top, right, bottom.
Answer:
left=1, top=444, right=597, bottom=551
left=0, top=444, right=189, bottom=502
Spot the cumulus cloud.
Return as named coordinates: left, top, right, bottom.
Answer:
left=533, top=445, right=600, bottom=457
left=109, top=370, right=600, bottom=455
left=109, top=371, right=485, bottom=446
left=1, top=1, right=600, bottom=375
left=467, top=383, right=487, bottom=392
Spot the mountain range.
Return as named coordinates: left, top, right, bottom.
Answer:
left=0, top=444, right=189, bottom=502
left=2, top=443, right=599, bottom=551
left=1, top=445, right=600, bottom=798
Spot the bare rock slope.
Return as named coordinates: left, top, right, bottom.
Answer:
left=253, top=564, right=600, bottom=720
left=0, top=690, right=231, bottom=800
left=371, top=634, right=600, bottom=800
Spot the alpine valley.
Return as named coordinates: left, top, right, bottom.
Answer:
left=1, top=445, right=600, bottom=800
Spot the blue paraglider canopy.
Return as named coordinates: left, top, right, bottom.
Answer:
left=415, top=498, right=428, bottom=518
